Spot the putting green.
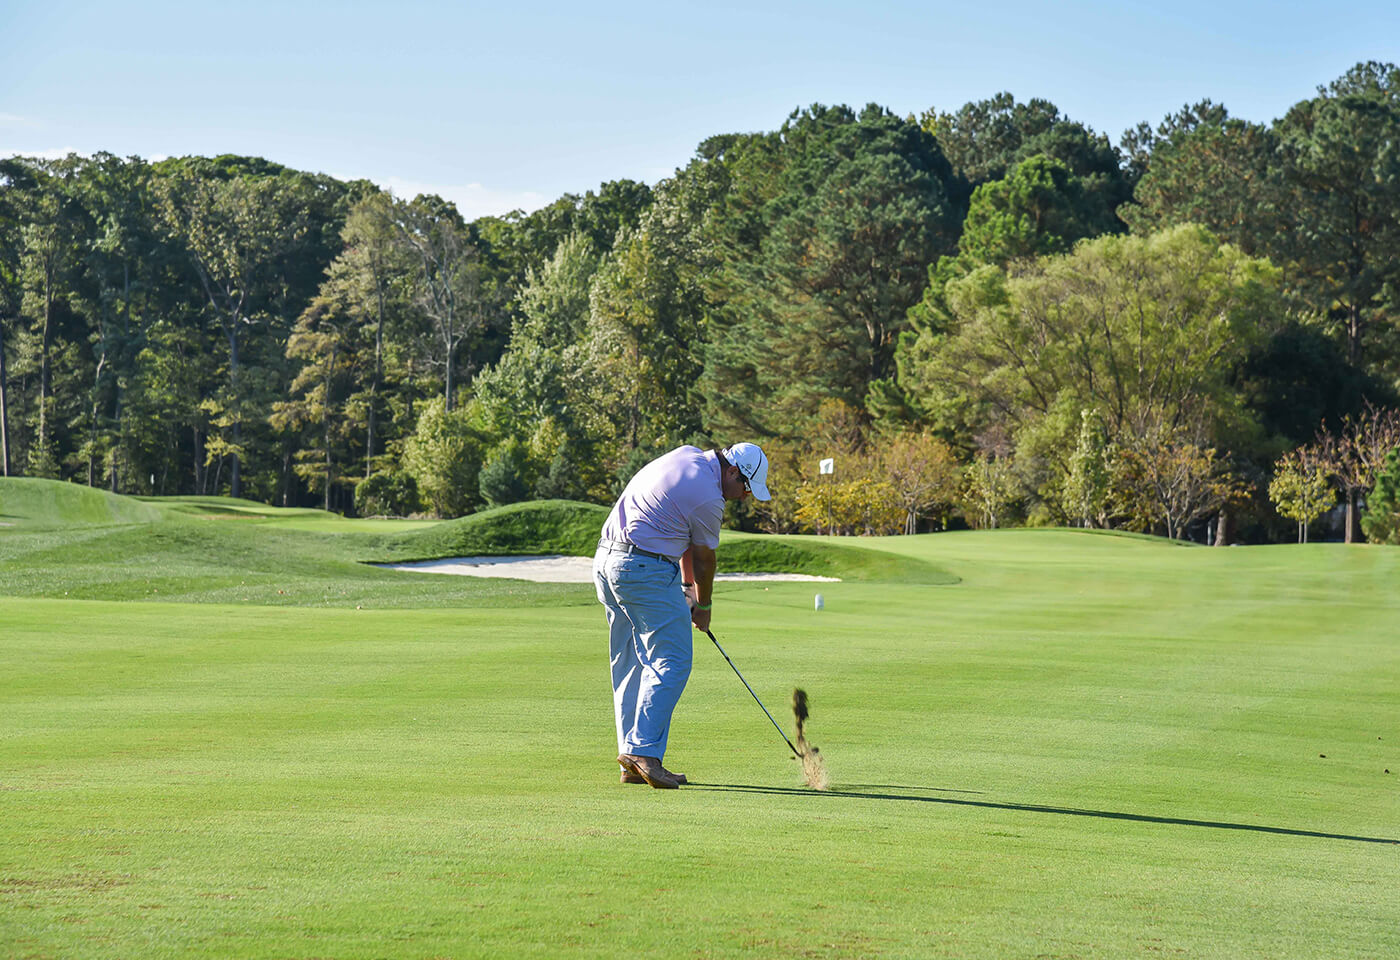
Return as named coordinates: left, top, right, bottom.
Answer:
left=1, top=488, right=1397, bottom=957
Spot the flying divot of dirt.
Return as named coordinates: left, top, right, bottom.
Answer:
left=791, top=688, right=830, bottom=791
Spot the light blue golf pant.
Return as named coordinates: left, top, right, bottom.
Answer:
left=593, top=546, right=693, bottom=762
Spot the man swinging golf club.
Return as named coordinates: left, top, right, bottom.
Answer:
left=594, top=442, right=771, bottom=788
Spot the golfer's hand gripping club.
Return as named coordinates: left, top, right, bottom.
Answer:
left=682, top=545, right=714, bottom=631
left=704, top=629, right=800, bottom=759
left=687, top=587, right=710, bottom=630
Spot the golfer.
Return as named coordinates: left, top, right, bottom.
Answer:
left=594, top=442, right=771, bottom=789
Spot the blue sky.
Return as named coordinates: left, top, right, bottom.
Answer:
left=3, top=0, right=1396, bottom=218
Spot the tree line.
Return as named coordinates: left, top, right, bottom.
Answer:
left=2, top=61, right=1398, bottom=543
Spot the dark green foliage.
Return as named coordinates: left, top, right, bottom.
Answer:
left=1360, top=447, right=1400, bottom=544
left=1119, top=99, right=1232, bottom=178
left=1232, top=323, right=1397, bottom=447
left=1273, top=62, right=1400, bottom=370
left=1126, top=63, right=1400, bottom=378
left=1120, top=107, right=1279, bottom=257
left=906, top=153, right=1125, bottom=347
left=926, top=93, right=1064, bottom=184
left=703, top=104, right=962, bottom=439
left=532, top=438, right=592, bottom=502
left=923, top=92, right=1135, bottom=219
left=354, top=471, right=418, bottom=518
left=958, top=155, right=1119, bottom=264
left=478, top=439, right=531, bottom=507
left=474, top=178, right=654, bottom=295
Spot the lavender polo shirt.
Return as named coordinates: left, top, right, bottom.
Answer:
left=601, top=446, right=724, bottom=562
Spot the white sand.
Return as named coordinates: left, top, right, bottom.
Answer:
left=374, top=555, right=839, bottom=583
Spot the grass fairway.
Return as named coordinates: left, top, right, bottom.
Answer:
left=2, top=489, right=1398, bottom=957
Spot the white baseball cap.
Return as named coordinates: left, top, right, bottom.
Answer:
left=722, top=442, right=771, bottom=501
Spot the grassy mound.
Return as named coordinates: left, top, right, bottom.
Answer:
left=145, top=494, right=316, bottom=519
left=377, top=499, right=611, bottom=561
left=376, top=500, right=956, bottom=583
left=0, top=503, right=587, bottom=609
left=719, top=533, right=957, bottom=583
left=0, top=485, right=953, bottom=601
left=0, top=477, right=164, bottom=528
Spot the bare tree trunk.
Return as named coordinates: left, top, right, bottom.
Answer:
left=324, top=349, right=335, bottom=511
left=1345, top=490, right=1359, bottom=543
left=37, top=284, right=54, bottom=467
left=228, top=328, right=241, bottom=500
left=324, top=424, right=331, bottom=512
left=1214, top=509, right=1229, bottom=546
left=443, top=327, right=455, bottom=412
left=367, top=281, right=384, bottom=480
left=87, top=351, right=107, bottom=487
left=282, top=449, right=293, bottom=508
left=111, top=263, right=130, bottom=494
left=365, top=396, right=376, bottom=480
left=109, top=411, right=120, bottom=493
left=193, top=426, right=205, bottom=495
left=1347, top=300, right=1361, bottom=367
left=0, top=320, right=9, bottom=477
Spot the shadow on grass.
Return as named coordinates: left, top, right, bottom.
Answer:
left=839, top=782, right=987, bottom=795
left=692, top=783, right=1398, bottom=845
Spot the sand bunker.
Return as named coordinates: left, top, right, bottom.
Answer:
left=375, top=555, right=839, bottom=584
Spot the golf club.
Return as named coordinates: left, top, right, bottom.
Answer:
left=704, top=628, right=800, bottom=758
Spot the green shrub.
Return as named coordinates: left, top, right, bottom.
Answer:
left=1361, top=448, right=1400, bottom=544
left=402, top=398, right=485, bottom=517
left=354, top=471, right=419, bottom=517
left=479, top=439, right=531, bottom=508
left=533, top=436, right=594, bottom=502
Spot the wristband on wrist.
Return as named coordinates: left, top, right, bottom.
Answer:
left=694, top=603, right=711, bottom=611
left=682, top=581, right=694, bottom=587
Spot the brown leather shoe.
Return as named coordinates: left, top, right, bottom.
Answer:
left=617, top=754, right=680, bottom=789
left=621, top=767, right=688, bottom=785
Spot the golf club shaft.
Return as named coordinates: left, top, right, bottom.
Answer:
left=704, top=629, right=799, bottom=758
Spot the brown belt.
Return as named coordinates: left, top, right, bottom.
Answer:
left=597, top=538, right=677, bottom=565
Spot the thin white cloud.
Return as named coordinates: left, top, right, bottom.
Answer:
left=1, top=147, right=171, bottom=163
left=0, top=150, right=554, bottom=219
left=371, top=175, right=553, bottom=220
left=0, top=113, right=39, bottom=129
left=0, top=146, right=83, bottom=161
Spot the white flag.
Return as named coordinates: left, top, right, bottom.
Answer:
left=819, top=458, right=835, bottom=475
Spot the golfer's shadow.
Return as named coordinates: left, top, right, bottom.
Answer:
left=691, top=783, right=1398, bottom=846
